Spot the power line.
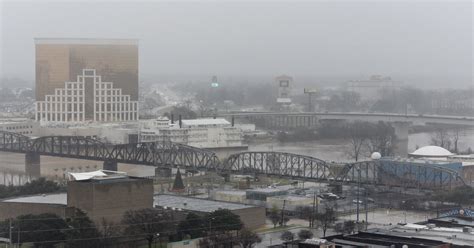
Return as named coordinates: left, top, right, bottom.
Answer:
left=6, top=222, right=248, bottom=245
left=0, top=216, right=244, bottom=236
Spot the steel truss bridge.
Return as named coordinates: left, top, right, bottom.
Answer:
left=0, top=131, right=219, bottom=171
left=0, top=131, right=465, bottom=190
left=222, top=152, right=465, bottom=190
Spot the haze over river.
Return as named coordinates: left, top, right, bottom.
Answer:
left=249, top=129, right=474, bottom=162
left=1, top=130, right=473, bottom=184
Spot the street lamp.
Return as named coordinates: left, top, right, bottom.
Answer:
left=155, top=233, right=160, bottom=248
left=209, top=217, right=215, bottom=234
left=356, top=166, right=361, bottom=224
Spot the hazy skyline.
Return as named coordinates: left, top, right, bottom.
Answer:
left=1, top=0, right=472, bottom=88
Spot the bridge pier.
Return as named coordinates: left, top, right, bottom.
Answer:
left=103, top=160, right=118, bottom=171
left=25, top=152, right=41, bottom=177
left=392, top=122, right=410, bottom=157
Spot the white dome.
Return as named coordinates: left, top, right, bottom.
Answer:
left=409, top=146, right=453, bottom=157
left=371, top=152, right=382, bottom=160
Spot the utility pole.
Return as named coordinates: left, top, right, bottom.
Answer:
left=311, top=192, right=317, bottom=228
left=8, top=219, right=12, bottom=248
left=356, top=167, right=361, bottom=223
left=17, top=221, right=20, bottom=248
left=281, top=200, right=286, bottom=226
left=365, top=187, right=368, bottom=230
left=304, top=89, right=317, bottom=112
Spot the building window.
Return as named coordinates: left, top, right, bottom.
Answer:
left=280, top=80, right=289, bottom=87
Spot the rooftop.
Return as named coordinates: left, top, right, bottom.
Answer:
left=326, top=231, right=452, bottom=247
left=381, top=225, right=474, bottom=246
left=410, top=145, right=453, bottom=157
left=246, top=186, right=291, bottom=193
left=2, top=193, right=67, bottom=205
left=214, top=190, right=246, bottom=196
left=35, top=38, right=138, bottom=45
left=68, top=170, right=128, bottom=181
left=154, top=194, right=257, bottom=212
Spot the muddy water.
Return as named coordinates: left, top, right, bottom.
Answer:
left=1, top=130, right=473, bottom=184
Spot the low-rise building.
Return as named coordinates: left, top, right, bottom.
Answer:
left=0, top=118, right=39, bottom=136
left=153, top=194, right=265, bottom=230
left=324, top=231, right=453, bottom=248
left=0, top=170, right=153, bottom=225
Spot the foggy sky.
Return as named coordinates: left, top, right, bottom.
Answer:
left=1, top=0, right=472, bottom=88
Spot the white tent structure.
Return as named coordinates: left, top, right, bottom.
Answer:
left=409, top=146, right=453, bottom=158
left=67, top=170, right=127, bottom=181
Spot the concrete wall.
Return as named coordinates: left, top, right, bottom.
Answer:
left=266, top=196, right=315, bottom=211
left=67, top=178, right=153, bottom=224
left=0, top=202, right=67, bottom=220
left=212, top=191, right=247, bottom=204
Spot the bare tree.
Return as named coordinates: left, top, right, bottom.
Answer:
left=366, top=121, right=396, bottom=156
left=237, top=229, right=262, bottom=248
left=345, top=121, right=371, bottom=161
left=122, top=208, right=174, bottom=248
left=100, top=218, right=121, bottom=248
left=450, top=127, right=463, bottom=154
left=315, top=207, right=337, bottom=237
left=431, top=127, right=452, bottom=151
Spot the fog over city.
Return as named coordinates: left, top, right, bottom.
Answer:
left=1, top=0, right=472, bottom=88
left=1, top=1, right=474, bottom=247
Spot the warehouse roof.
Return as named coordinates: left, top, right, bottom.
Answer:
left=154, top=194, right=256, bottom=212
left=2, top=193, right=67, bottom=205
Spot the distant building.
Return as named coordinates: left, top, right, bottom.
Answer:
left=0, top=118, right=39, bottom=136
left=275, top=75, right=293, bottom=105
left=140, top=118, right=246, bottom=149
left=345, top=75, right=401, bottom=105
left=34, top=38, right=139, bottom=123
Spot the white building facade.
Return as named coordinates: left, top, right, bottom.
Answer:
left=35, top=69, right=138, bottom=123
left=139, top=118, right=246, bottom=149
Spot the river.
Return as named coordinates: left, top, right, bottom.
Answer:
left=249, top=129, right=474, bottom=162
left=1, top=129, right=473, bottom=184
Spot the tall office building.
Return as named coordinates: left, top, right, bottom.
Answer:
left=35, top=38, right=139, bottom=122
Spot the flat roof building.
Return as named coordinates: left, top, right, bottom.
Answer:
left=154, top=194, right=265, bottom=230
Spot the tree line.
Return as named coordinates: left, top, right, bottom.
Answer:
left=0, top=208, right=261, bottom=248
left=0, top=178, right=64, bottom=199
left=277, top=121, right=397, bottom=161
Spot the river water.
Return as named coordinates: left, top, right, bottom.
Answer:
left=249, top=129, right=474, bottom=162
left=1, top=130, right=473, bottom=184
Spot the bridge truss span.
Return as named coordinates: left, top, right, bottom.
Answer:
left=0, top=131, right=32, bottom=152
left=30, top=136, right=110, bottom=160
left=104, top=141, right=220, bottom=170
left=223, top=151, right=336, bottom=180
left=338, top=160, right=465, bottom=190
left=0, top=131, right=220, bottom=170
